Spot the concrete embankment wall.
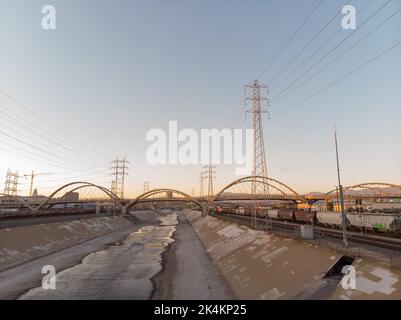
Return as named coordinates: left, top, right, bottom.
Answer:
left=185, top=211, right=341, bottom=299
left=0, top=216, right=132, bottom=271
left=185, top=211, right=401, bottom=299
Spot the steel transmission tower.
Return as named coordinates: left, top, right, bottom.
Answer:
left=245, top=80, right=269, bottom=194
left=202, top=165, right=216, bottom=204
left=143, top=181, right=150, bottom=193
left=111, top=180, right=116, bottom=195
left=110, top=157, right=129, bottom=199
left=199, top=172, right=205, bottom=198
left=4, top=169, right=19, bottom=196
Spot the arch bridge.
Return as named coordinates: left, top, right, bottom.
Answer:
left=305, top=182, right=401, bottom=202
left=35, top=181, right=123, bottom=211
left=1, top=180, right=399, bottom=215
left=213, top=175, right=308, bottom=204
left=0, top=182, right=123, bottom=212
left=122, top=188, right=206, bottom=216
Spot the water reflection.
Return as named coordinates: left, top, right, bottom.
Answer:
left=19, top=213, right=178, bottom=300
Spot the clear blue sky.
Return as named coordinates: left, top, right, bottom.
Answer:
left=0, top=0, right=400, bottom=196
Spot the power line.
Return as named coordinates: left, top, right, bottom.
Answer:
left=0, top=104, right=107, bottom=167
left=0, top=145, right=60, bottom=169
left=0, top=129, right=107, bottom=172
left=35, top=174, right=111, bottom=195
left=0, top=117, right=107, bottom=169
left=272, top=0, right=375, bottom=92
left=270, top=0, right=392, bottom=102
left=33, top=168, right=110, bottom=184
left=256, top=0, right=323, bottom=80
left=35, top=173, right=110, bottom=188
left=272, top=5, right=401, bottom=105
left=0, top=143, right=109, bottom=186
left=0, top=137, right=109, bottom=176
left=229, top=91, right=246, bottom=129
left=270, top=39, right=401, bottom=119
left=268, top=1, right=347, bottom=85
left=39, top=163, right=110, bottom=177
left=35, top=171, right=110, bottom=186
left=0, top=145, right=106, bottom=187
left=0, top=90, right=110, bottom=161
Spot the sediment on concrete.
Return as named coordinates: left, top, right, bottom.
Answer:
left=151, top=211, right=235, bottom=300
left=0, top=216, right=132, bottom=271
left=17, top=212, right=178, bottom=300
left=185, top=211, right=401, bottom=299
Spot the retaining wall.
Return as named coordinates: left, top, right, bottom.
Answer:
left=0, top=216, right=131, bottom=271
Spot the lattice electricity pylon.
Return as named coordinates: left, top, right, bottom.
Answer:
left=202, top=165, right=216, bottom=205
left=245, top=80, right=270, bottom=196
left=111, top=180, right=116, bottom=194
left=143, top=181, right=150, bottom=193
left=3, top=168, right=19, bottom=196
left=199, top=171, right=205, bottom=198
left=110, top=156, right=129, bottom=199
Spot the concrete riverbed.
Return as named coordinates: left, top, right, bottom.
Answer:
left=151, top=211, right=235, bottom=299
left=2, top=209, right=401, bottom=299
left=19, top=213, right=178, bottom=299
left=13, top=210, right=234, bottom=300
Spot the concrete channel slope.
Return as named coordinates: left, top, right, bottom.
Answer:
left=0, top=211, right=158, bottom=299
left=15, top=210, right=234, bottom=300
left=19, top=213, right=178, bottom=299
left=0, top=216, right=132, bottom=272
left=185, top=210, right=401, bottom=300
left=2, top=209, right=401, bottom=299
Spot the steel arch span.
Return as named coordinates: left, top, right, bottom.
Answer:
left=324, top=182, right=401, bottom=199
left=123, top=188, right=205, bottom=215
left=35, top=181, right=122, bottom=211
left=213, top=175, right=308, bottom=203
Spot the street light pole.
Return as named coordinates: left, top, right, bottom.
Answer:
left=334, top=126, right=348, bottom=247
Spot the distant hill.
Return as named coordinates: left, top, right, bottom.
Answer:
left=305, top=187, right=401, bottom=196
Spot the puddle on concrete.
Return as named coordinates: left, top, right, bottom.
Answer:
left=19, top=214, right=178, bottom=300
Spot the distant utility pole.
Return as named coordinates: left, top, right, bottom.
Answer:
left=202, top=165, right=216, bottom=204
left=143, top=181, right=150, bottom=193
left=4, top=168, right=19, bottom=196
left=245, top=80, right=269, bottom=194
left=334, top=126, right=348, bottom=247
left=110, top=156, right=129, bottom=199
